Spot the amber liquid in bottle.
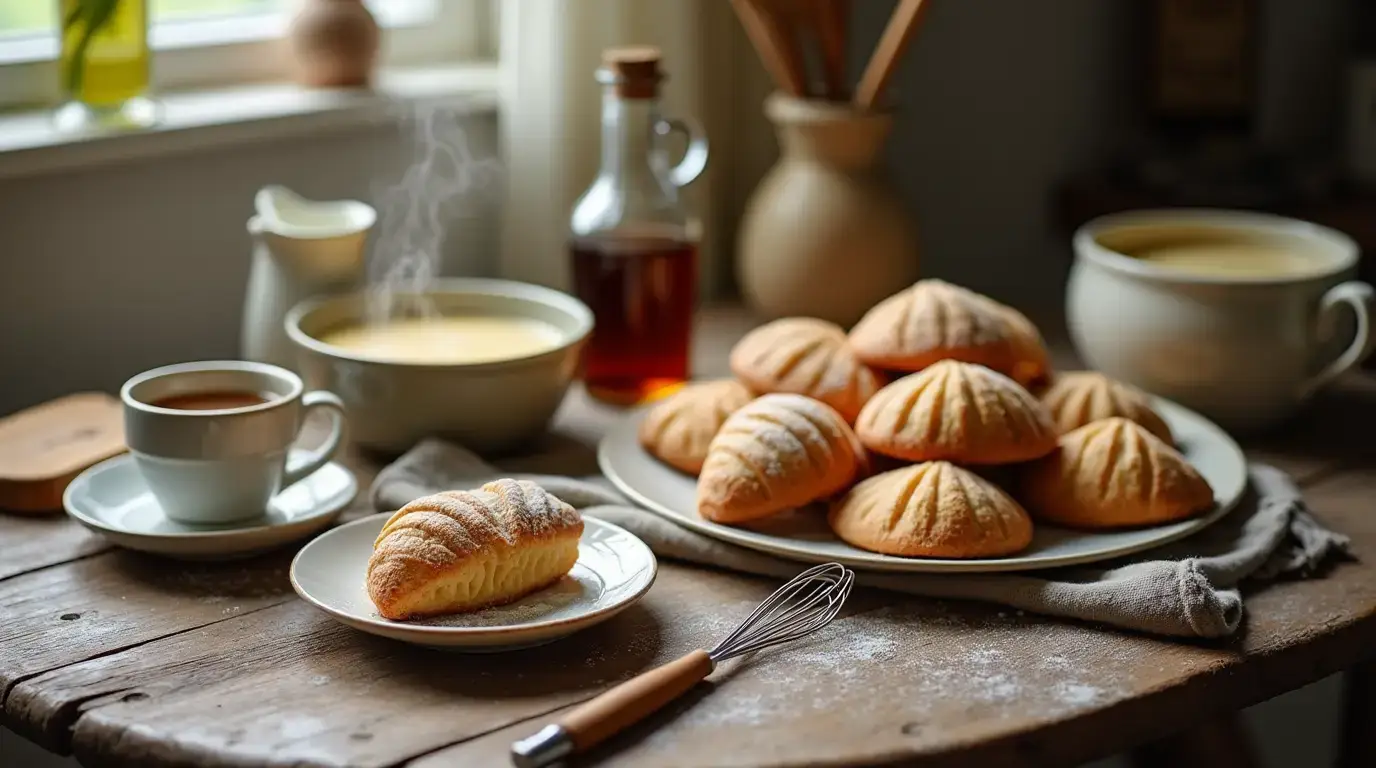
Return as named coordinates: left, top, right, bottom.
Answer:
left=568, top=47, right=708, bottom=405
left=571, top=234, right=697, bottom=403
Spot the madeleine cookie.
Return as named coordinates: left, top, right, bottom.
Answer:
left=1039, top=371, right=1173, bottom=444
left=1021, top=418, right=1213, bottom=529
left=698, top=394, right=864, bottom=524
left=855, top=360, right=1058, bottom=465
left=729, top=317, right=883, bottom=423
left=848, top=279, right=1048, bottom=386
left=1000, top=304, right=1053, bottom=389
left=638, top=379, right=754, bottom=475
left=830, top=462, right=1033, bottom=558
left=367, top=480, right=583, bottom=620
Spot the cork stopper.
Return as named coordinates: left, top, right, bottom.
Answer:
left=600, top=46, right=662, bottom=99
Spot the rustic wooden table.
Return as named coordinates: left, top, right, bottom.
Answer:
left=3, top=310, right=1376, bottom=768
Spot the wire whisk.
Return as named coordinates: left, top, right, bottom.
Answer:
left=710, top=562, right=854, bottom=662
left=511, top=562, right=857, bottom=768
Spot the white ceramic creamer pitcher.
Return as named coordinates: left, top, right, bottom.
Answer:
left=241, top=185, right=376, bottom=369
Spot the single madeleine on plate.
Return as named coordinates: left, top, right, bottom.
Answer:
left=856, top=360, right=1059, bottom=465
left=638, top=379, right=754, bottom=475
left=830, top=462, right=1033, bottom=558
left=698, top=394, right=864, bottom=525
left=729, top=317, right=883, bottom=423
left=848, top=279, right=1049, bottom=386
left=1039, top=371, right=1173, bottom=444
left=367, top=479, right=583, bottom=620
left=1021, top=418, right=1214, bottom=529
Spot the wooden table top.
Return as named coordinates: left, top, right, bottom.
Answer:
left=4, top=310, right=1376, bottom=768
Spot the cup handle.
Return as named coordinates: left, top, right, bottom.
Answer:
left=658, top=117, right=709, bottom=188
left=1299, top=281, right=1376, bottom=398
left=282, top=391, right=348, bottom=488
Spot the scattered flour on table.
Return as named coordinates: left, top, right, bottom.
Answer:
left=642, top=608, right=1125, bottom=744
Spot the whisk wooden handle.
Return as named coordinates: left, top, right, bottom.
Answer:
left=510, top=649, right=714, bottom=767
left=564, top=649, right=714, bottom=749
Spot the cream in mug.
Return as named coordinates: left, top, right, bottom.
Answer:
left=1096, top=226, right=1335, bottom=279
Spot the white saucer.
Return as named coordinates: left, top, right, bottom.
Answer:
left=64, top=451, right=358, bottom=560
left=291, top=514, right=658, bottom=652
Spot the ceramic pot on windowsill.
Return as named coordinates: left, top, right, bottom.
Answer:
left=288, top=0, right=380, bottom=89
left=54, top=0, right=159, bottom=132
left=736, top=94, right=919, bottom=327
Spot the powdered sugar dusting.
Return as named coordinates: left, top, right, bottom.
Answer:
left=642, top=605, right=1125, bottom=746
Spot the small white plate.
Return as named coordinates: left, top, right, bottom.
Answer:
left=291, top=514, right=658, bottom=652
left=64, top=451, right=357, bottom=560
left=599, top=397, right=1249, bottom=574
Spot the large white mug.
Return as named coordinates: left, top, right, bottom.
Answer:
left=121, top=360, right=347, bottom=525
left=1068, top=209, right=1375, bottom=433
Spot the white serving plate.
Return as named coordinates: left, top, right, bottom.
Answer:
left=291, top=514, right=657, bottom=651
left=598, top=398, right=1247, bottom=574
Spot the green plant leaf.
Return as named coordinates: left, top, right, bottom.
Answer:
left=64, top=0, right=125, bottom=97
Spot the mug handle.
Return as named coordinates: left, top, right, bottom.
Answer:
left=282, top=391, right=348, bottom=488
left=1299, top=281, right=1376, bottom=398
left=658, top=117, right=709, bottom=188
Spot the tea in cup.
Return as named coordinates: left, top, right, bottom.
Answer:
left=121, top=360, right=347, bottom=525
left=1068, top=210, right=1375, bottom=432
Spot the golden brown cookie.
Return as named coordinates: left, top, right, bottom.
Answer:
left=1020, top=418, right=1214, bottom=529
left=638, top=379, right=754, bottom=475
left=1039, top=371, right=1173, bottom=444
left=847, top=279, right=1049, bottom=386
left=829, top=462, right=1033, bottom=558
left=1000, top=304, right=1053, bottom=389
left=698, top=393, right=864, bottom=524
left=729, top=317, right=884, bottom=423
left=855, top=360, right=1058, bottom=464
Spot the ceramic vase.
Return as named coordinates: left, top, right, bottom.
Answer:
left=737, top=95, right=919, bottom=327
left=287, top=0, right=380, bottom=88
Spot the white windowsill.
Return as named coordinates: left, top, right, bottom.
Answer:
left=0, top=63, right=500, bottom=182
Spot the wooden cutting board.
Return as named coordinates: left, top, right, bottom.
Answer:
left=0, top=393, right=126, bottom=514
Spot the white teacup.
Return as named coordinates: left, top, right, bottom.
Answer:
left=121, top=360, right=348, bottom=525
left=1068, top=209, right=1375, bottom=433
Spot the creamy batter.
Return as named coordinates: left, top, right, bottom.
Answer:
left=321, top=316, right=563, bottom=364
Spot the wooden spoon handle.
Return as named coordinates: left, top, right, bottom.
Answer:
left=813, top=0, right=849, bottom=100
left=732, top=0, right=808, bottom=97
left=855, top=0, right=931, bottom=109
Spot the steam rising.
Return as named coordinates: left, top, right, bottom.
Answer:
left=366, top=102, right=503, bottom=324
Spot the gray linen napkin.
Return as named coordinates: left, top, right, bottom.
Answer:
left=372, top=438, right=1352, bottom=639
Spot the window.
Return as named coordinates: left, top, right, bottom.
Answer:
left=0, top=0, right=493, bottom=109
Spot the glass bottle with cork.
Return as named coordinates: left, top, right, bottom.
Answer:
left=569, top=47, right=709, bottom=405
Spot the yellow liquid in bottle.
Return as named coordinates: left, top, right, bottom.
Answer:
left=60, top=0, right=150, bottom=107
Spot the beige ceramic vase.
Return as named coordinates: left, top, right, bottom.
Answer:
left=737, top=95, right=919, bottom=326
left=288, top=0, right=380, bottom=88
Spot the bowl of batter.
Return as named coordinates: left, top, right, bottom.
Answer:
left=286, top=278, right=593, bottom=454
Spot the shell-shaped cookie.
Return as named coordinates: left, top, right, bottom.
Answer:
left=848, top=279, right=1048, bottom=385
left=729, top=317, right=884, bottom=423
left=698, top=393, right=863, bottom=524
left=1000, top=304, right=1053, bottom=388
left=829, top=462, right=1033, bottom=557
left=855, top=360, right=1058, bottom=464
left=638, top=379, right=754, bottom=475
left=1021, top=418, right=1213, bottom=529
left=1040, top=372, right=1173, bottom=444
